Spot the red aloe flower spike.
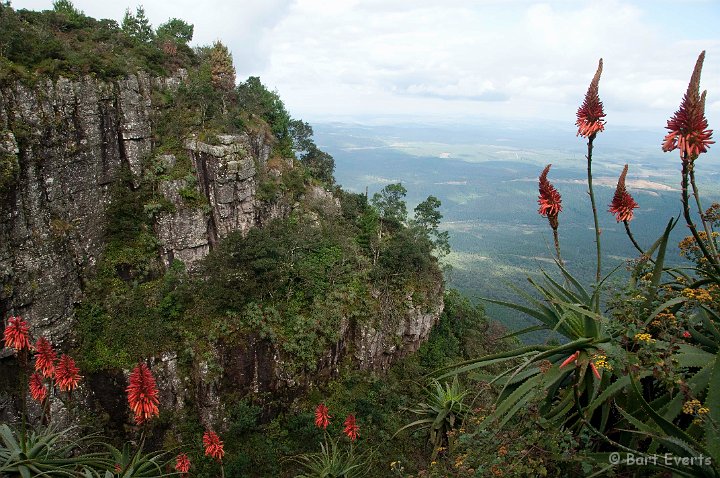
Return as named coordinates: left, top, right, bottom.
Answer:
left=538, top=164, right=562, bottom=229
left=343, top=414, right=359, bottom=441
left=3, top=316, right=31, bottom=351
left=126, top=363, right=160, bottom=425
left=609, top=164, right=639, bottom=222
left=559, top=350, right=580, bottom=369
left=315, top=403, right=331, bottom=429
left=203, top=431, right=225, bottom=462
left=34, top=337, right=57, bottom=378
left=175, top=453, right=191, bottom=477
left=589, top=362, right=601, bottom=380
left=576, top=59, right=606, bottom=138
left=55, top=354, right=81, bottom=392
left=29, top=373, right=48, bottom=402
left=662, top=51, right=714, bottom=161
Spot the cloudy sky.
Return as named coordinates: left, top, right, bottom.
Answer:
left=15, top=0, right=720, bottom=128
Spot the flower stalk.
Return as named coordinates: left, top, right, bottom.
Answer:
left=623, top=220, right=646, bottom=257
left=681, top=160, right=720, bottom=275
left=576, top=59, right=606, bottom=283
left=663, top=51, right=718, bottom=273
left=586, top=136, right=601, bottom=283
left=538, top=164, right=563, bottom=266
left=689, top=163, right=718, bottom=260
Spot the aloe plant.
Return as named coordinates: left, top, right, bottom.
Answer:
left=0, top=424, right=107, bottom=477
left=293, top=436, right=368, bottom=478
left=397, top=377, right=469, bottom=460
left=102, top=442, right=176, bottom=478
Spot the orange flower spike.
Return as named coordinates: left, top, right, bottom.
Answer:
left=576, top=59, right=606, bottom=138
left=29, top=373, right=48, bottom=402
left=315, top=403, right=331, bottom=429
left=343, top=414, right=359, bottom=441
left=126, top=363, right=160, bottom=424
left=3, top=316, right=31, bottom=351
left=538, top=164, right=562, bottom=229
left=589, top=362, right=602, bottom=380
left=559, top=350, right=580, bottom=369
left=55, top=354, right=81, bottom=392
left=34, top=337, right=57, bottom=378
left=203, top=431, right=225, bottom=462
left=609, top=164, right=639, bottom=222
left=662, top=51, right=714, bottom=161
left=175, top=453, right=191, bottom=477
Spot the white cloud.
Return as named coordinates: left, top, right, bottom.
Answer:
left=11, top=0, right=720, bottom=127
left=260, top=0, right=720, bottom=127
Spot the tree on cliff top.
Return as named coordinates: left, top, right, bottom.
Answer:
left=156, top=18, right=193, bottom=45
left=208, top=41, right=235, bottom=93
left=122, top=6, right=154, bottom=43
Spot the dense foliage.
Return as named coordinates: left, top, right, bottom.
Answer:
left=5, top=4, right=720, bottom=478
left=0, top=1, right=194, bottom=83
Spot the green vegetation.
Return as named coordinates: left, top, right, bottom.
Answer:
left=0, top=1, right=194, bottom=83
left=171, top=290, right=499, bottom=477
left=74, top=169, right=183, bottom=372
left=6, top=5, right=720, bottom=478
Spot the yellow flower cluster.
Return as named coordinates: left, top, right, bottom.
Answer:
left=678, top=232, right=719, bottom=257
left=698, top=407, right=710, bottom=415
left=655, top=311, right=677, bottom=324
left=593, top=354, right=612, bottom=371
left=634, top=333, right=655, bottom=343
left=454, top=453, right=467, bottom=469
left=682, top=287, right=713, bottom=302
left=683, top=399, right=701, bottom=415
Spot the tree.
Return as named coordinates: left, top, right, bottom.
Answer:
left=371, top=183, right=407, bottom=224
left=413, top=195, right=442, bottom=231
left=155, top=18, right=193, bottom=45
left=237, top=76, right=292, bottom=152
left=208, top=41, right=235, bottom=93
left=413, top=195, right=450, bottom=256
left=52, top=0, right=81, bottom=17
left=300, top=145, right=334, bottom=184
left=289, top=119, right=314, bottom=156
left=122, top=6, right=154, bottom=43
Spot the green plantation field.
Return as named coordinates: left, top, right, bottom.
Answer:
left=314, top=120, right=720, bottom=335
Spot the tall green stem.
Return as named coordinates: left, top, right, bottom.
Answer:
left=681, top=159, right=720, bottom=275
left=552, top=227, right=563, bottom=267
left=689, top=164, right=719, bottom=260
left=586, top=135, right=601, bottom=283
left=623, top=220, right=646, bottom=258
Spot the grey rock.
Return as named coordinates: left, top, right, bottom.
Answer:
left=0, top=72, right=444, bottom=431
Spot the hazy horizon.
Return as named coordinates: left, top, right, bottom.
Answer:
left=14, top=0, right=720, bottom=129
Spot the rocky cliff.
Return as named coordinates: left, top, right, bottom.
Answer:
left=0, top=72, right=443, bottom=427
left=0, top=72, right=269, bottom=343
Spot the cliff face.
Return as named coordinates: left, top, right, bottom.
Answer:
left=0, top=74, right=147, bottom=344
left=0, top=73, right=442, bottom=426
left=0, top=72, right=272, bottom=344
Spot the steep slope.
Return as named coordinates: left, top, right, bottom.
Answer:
left=0, top=4, right=444, bottom=431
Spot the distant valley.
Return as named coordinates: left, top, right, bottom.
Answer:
left=313, top=120, right=720, bottom=333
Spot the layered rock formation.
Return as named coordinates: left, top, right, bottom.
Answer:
left=0, top=72, right=273, bottom=344
left=0, top=73, right=443, bottom=427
